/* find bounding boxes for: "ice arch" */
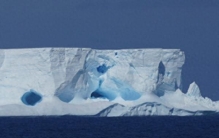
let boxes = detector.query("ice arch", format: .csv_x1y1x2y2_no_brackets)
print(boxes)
21,90,42,106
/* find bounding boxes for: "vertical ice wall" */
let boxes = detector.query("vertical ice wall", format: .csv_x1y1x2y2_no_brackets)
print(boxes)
85,49,163,101
156,49,185,96
0,48,185,105
52,48,91,102
0,48,54,105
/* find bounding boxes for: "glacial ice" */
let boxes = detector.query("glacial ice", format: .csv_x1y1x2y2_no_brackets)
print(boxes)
0,48,218,116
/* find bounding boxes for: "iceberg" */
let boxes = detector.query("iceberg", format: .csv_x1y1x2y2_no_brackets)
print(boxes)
0,48,218,116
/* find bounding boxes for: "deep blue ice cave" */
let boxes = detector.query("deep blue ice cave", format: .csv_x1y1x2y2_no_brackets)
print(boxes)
91,91,105,98
91,89,116,100
21,90,42,106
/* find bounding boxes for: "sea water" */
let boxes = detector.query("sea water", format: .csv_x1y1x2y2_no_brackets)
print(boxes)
0,116,219,138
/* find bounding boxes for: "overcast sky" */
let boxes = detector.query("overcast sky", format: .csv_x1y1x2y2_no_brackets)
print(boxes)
0,0,219,100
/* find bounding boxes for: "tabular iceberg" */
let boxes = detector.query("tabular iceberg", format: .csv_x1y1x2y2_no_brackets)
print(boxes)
0,48,218,116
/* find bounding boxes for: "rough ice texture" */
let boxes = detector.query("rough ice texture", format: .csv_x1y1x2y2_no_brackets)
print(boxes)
0,48,218,116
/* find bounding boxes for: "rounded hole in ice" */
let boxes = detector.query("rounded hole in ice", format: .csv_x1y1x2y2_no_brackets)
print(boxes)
96,64,108,74
21,90,42,106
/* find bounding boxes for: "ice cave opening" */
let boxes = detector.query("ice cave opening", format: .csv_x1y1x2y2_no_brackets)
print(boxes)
90,89,116,101
158,61,165,76
21,90,42,106
90,91,106,99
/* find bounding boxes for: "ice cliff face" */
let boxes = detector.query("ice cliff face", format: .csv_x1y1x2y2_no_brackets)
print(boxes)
54,48,185,102
0,48,217,116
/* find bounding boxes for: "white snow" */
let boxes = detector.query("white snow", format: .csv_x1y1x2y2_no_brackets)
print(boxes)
0,47,217,116
187,82,201,97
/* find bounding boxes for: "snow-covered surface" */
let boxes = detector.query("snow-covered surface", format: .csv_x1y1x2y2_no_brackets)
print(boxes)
0,48,218,116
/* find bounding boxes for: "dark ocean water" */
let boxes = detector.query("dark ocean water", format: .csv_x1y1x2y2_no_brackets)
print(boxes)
0,116,219,138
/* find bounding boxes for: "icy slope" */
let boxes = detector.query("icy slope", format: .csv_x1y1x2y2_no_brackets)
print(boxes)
0,47,217,116
96,102,218,117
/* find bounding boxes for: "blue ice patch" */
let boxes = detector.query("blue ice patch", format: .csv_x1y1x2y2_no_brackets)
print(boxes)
97,64,109,73
91,78,141,101
21,90,42,106
91,87,117,100
111,78,141,100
